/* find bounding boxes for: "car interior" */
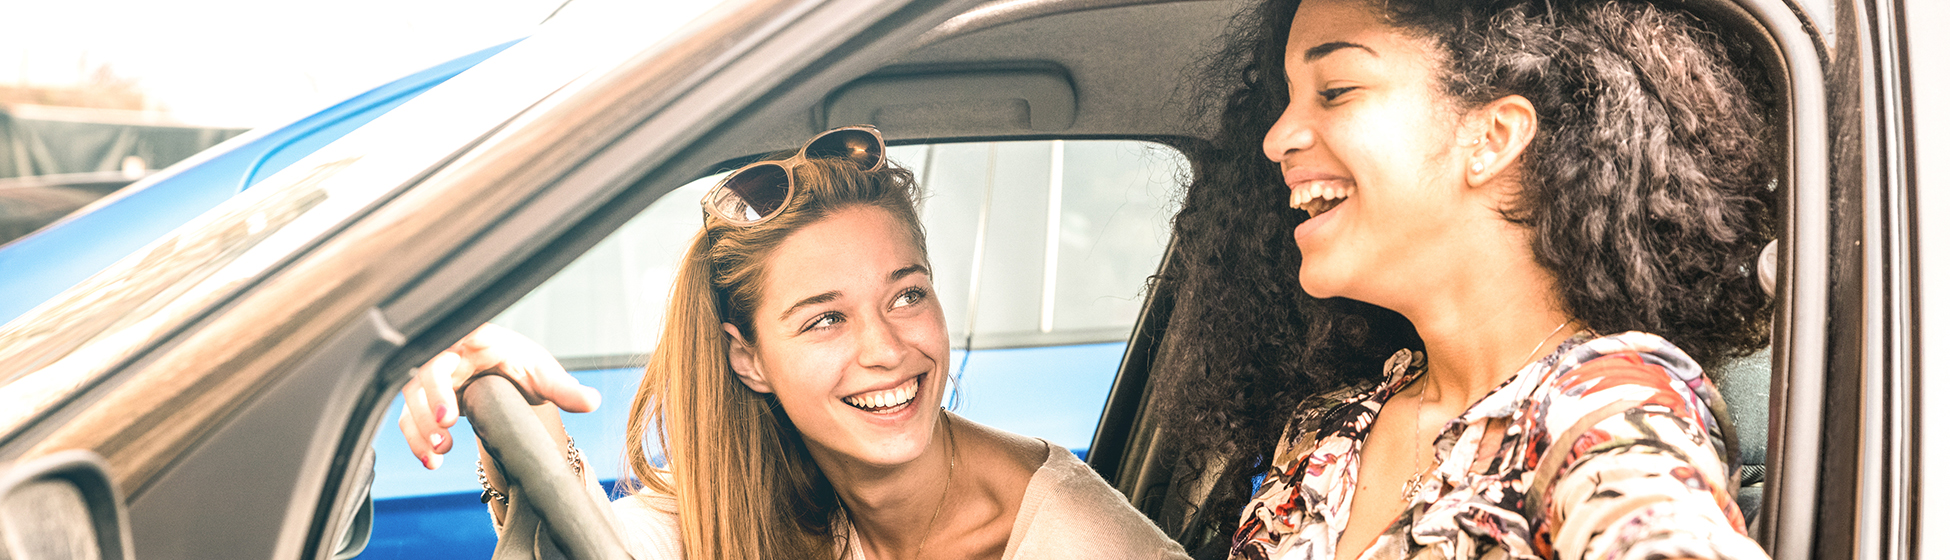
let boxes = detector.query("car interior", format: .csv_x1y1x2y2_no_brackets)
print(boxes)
345,0,1803,558
0,0,1828,559
347,0,1807,557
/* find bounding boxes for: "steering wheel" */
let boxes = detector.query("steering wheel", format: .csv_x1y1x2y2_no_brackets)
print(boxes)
460,374,631,560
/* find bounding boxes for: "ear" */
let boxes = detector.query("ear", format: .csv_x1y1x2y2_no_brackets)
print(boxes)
723,323,773,394
1461,94,1538,189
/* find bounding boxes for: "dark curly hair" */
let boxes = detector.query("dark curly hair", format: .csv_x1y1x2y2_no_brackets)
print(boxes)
1154,0,1778,548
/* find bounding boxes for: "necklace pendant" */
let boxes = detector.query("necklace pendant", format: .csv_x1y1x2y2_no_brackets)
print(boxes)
1400,473,1422,501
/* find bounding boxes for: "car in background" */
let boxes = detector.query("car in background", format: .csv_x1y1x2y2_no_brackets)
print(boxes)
0,0,1939,559
0,38,519,325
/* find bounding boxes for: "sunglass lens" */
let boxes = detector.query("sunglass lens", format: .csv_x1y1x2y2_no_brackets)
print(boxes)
804,129,883,171
722,164,791,221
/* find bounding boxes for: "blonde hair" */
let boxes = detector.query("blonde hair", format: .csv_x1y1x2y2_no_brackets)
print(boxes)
624,157,925,559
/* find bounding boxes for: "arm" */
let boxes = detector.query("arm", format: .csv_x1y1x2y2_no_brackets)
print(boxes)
1538,355,1767,560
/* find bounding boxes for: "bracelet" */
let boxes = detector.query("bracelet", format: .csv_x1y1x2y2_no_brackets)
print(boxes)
478,436,586,505
566,436,585,478
478,462,507,505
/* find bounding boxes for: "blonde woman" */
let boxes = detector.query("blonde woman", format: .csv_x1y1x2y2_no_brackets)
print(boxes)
397,126,1190,560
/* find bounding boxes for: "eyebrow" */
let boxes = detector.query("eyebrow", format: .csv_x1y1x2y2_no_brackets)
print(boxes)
774,264,932,322
779,291,841,322
1303,41,1378,63
888,264,931,283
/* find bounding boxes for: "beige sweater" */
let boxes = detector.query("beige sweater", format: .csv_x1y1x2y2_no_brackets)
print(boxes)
609,441,1191,559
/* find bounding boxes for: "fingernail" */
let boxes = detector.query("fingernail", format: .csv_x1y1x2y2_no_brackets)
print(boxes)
419,454,433,469
434,405,451,424
428,453,444,470
430,432,446,449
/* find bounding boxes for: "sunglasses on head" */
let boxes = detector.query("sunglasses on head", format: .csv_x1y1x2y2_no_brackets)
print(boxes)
701,125,887,226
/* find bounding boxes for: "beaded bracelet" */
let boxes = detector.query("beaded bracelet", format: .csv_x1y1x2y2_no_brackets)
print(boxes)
479,436,584,505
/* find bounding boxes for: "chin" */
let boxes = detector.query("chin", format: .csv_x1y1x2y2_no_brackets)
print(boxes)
849,401,942,466
1296,265,1345,301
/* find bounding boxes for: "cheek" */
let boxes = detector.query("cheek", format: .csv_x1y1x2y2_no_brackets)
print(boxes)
756,346,845,405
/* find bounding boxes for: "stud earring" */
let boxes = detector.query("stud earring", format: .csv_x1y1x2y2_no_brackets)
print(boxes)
1471,162,1485,173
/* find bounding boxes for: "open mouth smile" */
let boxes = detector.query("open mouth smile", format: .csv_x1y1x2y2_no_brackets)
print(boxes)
1289,179,1353,218
842,375,922,414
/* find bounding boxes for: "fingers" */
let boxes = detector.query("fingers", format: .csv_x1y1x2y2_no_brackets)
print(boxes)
405,378,454,455
421,350,463,429
455,324,598,413
401,348,463,471
397,400,444,470
537,365,602,414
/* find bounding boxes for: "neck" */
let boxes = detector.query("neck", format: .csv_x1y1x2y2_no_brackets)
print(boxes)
1388,226,1578,411
809,414,955,557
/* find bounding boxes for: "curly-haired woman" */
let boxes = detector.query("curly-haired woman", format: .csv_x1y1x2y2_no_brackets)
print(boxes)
1156,0,1777,559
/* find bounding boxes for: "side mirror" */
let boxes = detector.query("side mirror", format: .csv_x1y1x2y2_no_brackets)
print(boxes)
0,450,134,560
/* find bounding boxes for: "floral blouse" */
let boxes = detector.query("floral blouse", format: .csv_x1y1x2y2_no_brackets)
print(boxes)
1231,332,1768,560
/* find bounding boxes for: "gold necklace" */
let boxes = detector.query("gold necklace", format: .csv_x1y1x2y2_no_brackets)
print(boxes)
910,411,957,559
1400,320,1573,501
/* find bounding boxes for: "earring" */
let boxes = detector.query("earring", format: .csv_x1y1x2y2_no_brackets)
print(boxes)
1471,162,1485,173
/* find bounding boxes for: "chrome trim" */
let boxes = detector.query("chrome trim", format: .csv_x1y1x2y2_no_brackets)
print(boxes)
1859,0,1918,557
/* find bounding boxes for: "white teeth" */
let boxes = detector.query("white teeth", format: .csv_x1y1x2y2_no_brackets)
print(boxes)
1288,180,1354,216
845,377,920,411
1289,180,1354,209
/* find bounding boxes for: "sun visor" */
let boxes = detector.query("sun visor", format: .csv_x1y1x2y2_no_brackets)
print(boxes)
823,65,1077,134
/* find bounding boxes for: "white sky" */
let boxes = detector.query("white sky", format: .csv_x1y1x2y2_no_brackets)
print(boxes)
1,0,575,127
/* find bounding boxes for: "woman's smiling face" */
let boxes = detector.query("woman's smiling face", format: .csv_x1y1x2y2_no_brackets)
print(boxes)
727,205,951,469
1264,0,1477,305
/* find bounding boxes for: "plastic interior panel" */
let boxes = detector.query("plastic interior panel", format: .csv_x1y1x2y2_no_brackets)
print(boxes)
824,66,1078,131
124,311,403,560
0,450,131,560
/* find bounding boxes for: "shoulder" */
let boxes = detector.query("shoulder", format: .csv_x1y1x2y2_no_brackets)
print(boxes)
1005,443,1191,560
611,490,683,560
952,413,1049,475
1538,332,1719,424
1523,331,1737,489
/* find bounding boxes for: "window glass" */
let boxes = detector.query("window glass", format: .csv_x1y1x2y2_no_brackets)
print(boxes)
492,139,1186,360
363,139,1187,558
1050,141,1182,339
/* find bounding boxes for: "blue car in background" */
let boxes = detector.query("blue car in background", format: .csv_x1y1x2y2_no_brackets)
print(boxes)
0,39,519,326
0,10,1183,559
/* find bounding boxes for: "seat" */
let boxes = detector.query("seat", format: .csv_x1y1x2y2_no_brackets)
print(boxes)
1714,348,1772,527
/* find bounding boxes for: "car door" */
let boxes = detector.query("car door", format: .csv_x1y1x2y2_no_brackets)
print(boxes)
0,0,987,558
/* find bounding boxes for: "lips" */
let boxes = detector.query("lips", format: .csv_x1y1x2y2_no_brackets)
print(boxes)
1281,167,1356,220
1288,179,1353,218
842,375,921,414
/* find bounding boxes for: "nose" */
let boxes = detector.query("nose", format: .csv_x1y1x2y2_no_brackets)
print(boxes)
1262,100,1318,164
854,312,909,369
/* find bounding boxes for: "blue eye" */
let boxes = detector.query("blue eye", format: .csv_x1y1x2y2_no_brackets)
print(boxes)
806,312,844,331
893,288,928,308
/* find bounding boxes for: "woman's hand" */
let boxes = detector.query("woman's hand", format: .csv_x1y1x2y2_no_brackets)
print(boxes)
398,323,600,469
